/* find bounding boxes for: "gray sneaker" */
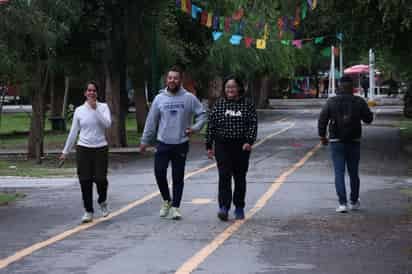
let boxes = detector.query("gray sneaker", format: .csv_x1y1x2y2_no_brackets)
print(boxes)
349,201,360,211
336,204,348,213
99,202,109,217
160,201,171,217
81,212,93,223
166,207,182,220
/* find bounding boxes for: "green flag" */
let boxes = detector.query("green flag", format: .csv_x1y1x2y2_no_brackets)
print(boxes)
315,37,324,44
301,1,308,20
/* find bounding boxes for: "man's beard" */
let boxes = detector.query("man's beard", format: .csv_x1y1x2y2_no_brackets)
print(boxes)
168,84,180,93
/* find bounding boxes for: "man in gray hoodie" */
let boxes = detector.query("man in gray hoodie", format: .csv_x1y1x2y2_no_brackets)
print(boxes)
139,66,207,220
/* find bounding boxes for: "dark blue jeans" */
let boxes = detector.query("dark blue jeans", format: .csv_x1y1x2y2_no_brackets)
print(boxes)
154,142,189,208
330,142,360,205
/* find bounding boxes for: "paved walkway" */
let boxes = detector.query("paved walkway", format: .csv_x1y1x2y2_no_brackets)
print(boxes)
0,107,410,274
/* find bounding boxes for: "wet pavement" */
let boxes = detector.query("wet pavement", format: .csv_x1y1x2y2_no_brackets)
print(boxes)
0,106,411,274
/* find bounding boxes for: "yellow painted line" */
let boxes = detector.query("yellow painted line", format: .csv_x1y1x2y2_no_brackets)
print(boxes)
253,122,294,147
188,199,213,205
0,120,294,270
175,143,322,274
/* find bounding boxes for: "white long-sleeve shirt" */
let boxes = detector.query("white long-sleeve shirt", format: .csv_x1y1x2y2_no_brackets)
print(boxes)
62,101,112,154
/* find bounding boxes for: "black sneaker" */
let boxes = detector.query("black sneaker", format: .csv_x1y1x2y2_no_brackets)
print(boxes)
217,207,229,221
234,208,245,220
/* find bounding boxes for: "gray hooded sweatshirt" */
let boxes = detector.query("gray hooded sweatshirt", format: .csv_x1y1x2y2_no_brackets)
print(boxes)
141,87,207,145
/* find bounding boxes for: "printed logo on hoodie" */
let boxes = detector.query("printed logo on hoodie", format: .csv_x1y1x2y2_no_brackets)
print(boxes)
225,110,242,117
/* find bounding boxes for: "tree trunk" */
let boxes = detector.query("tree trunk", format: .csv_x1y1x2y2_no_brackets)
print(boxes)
62,76,70,118
207,77,223,108
257,75,270,108
27,61,49,163
252,77,261,106
104,2,128,147
133,70,148,133
49,70,56,116
129,11,152,133
104,60,122,147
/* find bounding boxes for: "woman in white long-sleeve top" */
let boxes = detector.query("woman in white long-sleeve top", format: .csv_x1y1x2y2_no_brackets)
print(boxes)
59,81,112,223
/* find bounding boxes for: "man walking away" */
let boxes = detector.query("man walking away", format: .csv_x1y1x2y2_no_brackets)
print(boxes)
361,76,369,98
318,76,373,213
139,66,207,220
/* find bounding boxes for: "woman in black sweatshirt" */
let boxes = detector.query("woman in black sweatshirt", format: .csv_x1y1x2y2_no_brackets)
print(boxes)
206,76,258,221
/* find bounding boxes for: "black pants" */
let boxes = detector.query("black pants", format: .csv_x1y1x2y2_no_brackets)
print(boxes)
215,141,250,210
154,142,189,208
76,145,109,213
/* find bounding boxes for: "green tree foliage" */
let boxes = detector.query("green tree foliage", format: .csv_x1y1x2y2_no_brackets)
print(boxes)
0,0,82,162
303,0,412,78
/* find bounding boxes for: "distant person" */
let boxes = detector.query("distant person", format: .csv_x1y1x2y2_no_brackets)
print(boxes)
318,76,373,213
139,66,207,220
206,76,258,221
60,81,112,223
387,78,398,97
361,76,369,98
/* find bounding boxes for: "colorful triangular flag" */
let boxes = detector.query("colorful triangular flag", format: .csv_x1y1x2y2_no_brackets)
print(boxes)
186,0,192,14
206,12,213,28
238,21,245,34
230,35,243,45
244,37,254,48
263,24,269,40
212,32,223,41
315,37,324,44
213,16,219,30
219,17,225,31
312,0,317,10
181,0,188,13
191,4,202,19
200,11,208,25
256,39,267,49
301,1,308,20
225,17,231,32
292,40,302,48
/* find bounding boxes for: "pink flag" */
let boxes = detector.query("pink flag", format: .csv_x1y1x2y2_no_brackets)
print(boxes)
244,37,254,48
292,40,302,48
200,11,208,25
224,17,231,32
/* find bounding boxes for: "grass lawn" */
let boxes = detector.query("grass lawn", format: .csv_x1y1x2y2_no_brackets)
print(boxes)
399,118,412,250
0,113,50,134
0,192,25,206
0,112,206,150
0,158,77,177
400,118,412,175
400,118,412,136
0,112,143,150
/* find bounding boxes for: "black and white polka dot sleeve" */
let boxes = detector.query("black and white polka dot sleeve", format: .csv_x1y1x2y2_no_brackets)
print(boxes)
246,103,258,145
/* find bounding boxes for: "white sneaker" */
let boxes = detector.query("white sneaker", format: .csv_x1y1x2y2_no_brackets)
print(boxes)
81,212,93,223
336,204,348,213
160,201,171,217
99,202,109,217
349,201,360,211
166,207,182,220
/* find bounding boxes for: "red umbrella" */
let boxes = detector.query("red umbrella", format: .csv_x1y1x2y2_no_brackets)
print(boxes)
344,65,369,74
